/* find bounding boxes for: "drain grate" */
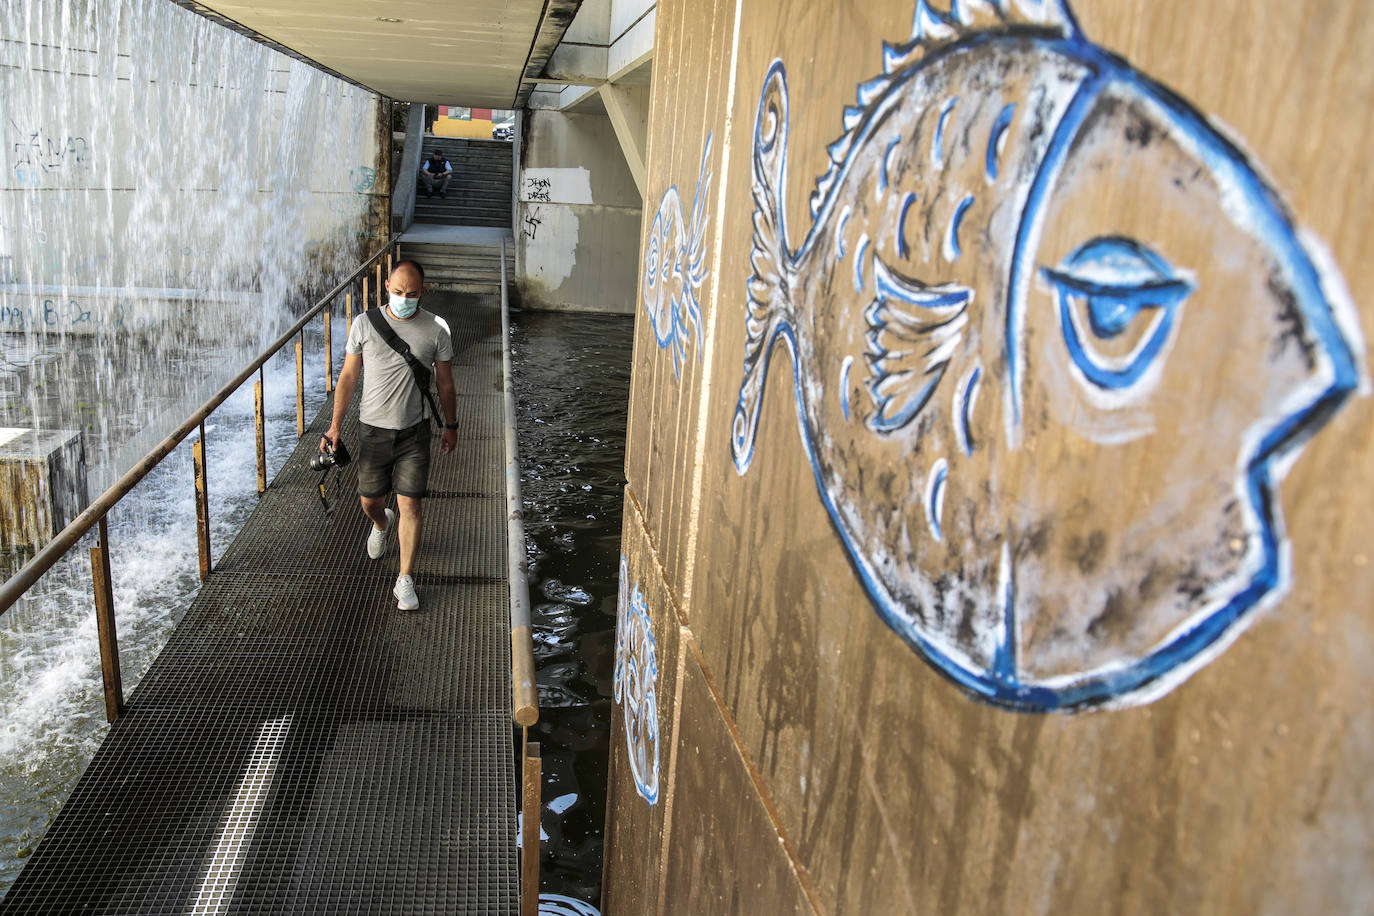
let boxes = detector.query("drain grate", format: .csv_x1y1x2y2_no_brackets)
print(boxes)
0,293,519,914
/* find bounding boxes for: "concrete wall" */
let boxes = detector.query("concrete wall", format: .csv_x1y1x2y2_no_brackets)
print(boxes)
517,109,642,313
607,0,1374,912
0,2,383,336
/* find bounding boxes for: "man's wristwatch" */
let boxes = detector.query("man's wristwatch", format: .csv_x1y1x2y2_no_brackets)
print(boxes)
444,420,458,430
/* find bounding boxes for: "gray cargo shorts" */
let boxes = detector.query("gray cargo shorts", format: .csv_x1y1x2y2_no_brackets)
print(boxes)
357,421,431,499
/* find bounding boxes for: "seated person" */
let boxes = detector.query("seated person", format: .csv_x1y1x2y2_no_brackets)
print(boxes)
420,150,453,198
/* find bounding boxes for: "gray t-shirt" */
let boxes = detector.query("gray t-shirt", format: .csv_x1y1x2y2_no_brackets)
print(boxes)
346,308,454,429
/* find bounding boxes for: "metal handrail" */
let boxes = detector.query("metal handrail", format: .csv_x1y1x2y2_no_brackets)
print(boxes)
0,237,400,617
502,236,539,728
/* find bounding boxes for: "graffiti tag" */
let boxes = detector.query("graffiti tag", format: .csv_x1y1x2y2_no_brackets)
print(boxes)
8,121,91,180
522,207,542,241
524,176,552,203
350,165,377,192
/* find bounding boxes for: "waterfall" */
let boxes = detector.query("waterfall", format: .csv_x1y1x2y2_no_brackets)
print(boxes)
0,0,387,894
1,0,382,488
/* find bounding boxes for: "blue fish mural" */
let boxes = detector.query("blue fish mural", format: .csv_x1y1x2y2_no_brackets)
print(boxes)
614,556,660,803
731,0,1364,710
643,134,713,377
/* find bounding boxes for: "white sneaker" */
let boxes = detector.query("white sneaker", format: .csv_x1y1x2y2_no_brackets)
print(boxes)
367,508,395,560
393,574,419,611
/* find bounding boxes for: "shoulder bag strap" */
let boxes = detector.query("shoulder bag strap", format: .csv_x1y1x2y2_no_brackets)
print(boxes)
365,309,443,424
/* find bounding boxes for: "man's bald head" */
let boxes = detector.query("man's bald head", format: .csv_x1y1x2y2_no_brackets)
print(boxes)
388,259,426,298
391,259,425,285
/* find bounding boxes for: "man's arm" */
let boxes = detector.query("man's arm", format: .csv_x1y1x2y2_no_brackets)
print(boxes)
435,358,457,454
322,351,363,452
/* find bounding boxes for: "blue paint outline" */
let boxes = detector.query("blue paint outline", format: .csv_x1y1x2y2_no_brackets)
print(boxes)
946,194,975,260
897,191,918,259
734,25,1360,710
956,364,982,456
932,97,958,168
881,136,901,192
985,102,1015,181
840,355,854,420
854,234,870,292
926,459,948,542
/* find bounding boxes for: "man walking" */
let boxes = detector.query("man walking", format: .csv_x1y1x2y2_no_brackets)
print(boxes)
321,259,458,610
420,149,453,198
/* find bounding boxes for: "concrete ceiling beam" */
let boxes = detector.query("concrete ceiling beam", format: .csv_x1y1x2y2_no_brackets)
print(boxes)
514,0,586,107
540,43,610,86
598,82,649,198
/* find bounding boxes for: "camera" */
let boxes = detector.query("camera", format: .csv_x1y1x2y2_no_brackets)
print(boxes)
310,438,352,472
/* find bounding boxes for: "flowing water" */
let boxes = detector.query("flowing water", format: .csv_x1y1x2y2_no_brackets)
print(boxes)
511,309,634,912
0,0,383,899
0,341,337,894
1,0,382,487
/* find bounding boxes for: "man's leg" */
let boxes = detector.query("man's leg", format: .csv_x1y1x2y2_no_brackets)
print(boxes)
396,495,423,577
420,172,434,196
439,174,451,197
357,424,397,559
360,495,389,530
390,422,431,609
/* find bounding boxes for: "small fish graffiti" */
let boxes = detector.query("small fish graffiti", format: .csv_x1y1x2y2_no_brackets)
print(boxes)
731,0,1363,710
643,135,713,377
538,894,601,916
613,556,660,802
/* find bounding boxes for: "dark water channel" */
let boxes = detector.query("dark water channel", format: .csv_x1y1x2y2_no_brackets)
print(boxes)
510,308,632,911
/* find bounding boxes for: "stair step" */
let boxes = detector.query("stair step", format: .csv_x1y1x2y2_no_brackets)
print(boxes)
415,207,511,219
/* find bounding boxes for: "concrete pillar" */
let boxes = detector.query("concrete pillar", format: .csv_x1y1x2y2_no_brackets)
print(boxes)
369,96,394,247
392,103,425,234
598,83,649,198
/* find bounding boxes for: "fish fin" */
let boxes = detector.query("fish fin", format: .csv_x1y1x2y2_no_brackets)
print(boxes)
863,257,972,434
809,0,1080,219
686,132,714,352
882,0,1079,76
735,61,796,474
917,0,1080,41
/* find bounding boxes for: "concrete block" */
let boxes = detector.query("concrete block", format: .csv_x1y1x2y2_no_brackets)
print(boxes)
0,427,88,548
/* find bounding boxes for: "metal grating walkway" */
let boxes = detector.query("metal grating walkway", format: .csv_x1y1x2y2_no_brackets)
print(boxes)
1,293,518,914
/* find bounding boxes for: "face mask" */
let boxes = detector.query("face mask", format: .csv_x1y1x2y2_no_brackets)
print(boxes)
389,292,420,319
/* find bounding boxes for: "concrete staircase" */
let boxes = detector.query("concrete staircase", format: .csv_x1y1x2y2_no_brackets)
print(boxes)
400,225,514,295
413,137,513,229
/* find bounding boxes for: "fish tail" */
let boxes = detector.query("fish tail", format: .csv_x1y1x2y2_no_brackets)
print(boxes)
733,60,796,474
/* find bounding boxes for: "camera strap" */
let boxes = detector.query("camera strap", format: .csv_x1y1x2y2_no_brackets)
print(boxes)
366,308,443,426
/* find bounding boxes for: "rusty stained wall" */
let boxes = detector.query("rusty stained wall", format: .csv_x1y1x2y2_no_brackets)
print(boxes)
608,0,1374,913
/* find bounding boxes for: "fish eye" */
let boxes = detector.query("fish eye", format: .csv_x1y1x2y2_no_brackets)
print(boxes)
1042,236,1194,391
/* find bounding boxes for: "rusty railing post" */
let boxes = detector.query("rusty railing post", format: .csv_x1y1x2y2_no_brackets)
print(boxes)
362,275,369,312
374,259,383,310
193,425,210,581
90,514,124,723
521,737,541,916
295,333,306,438
254,368,266,495
324,306,333,394
346,289,354,329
